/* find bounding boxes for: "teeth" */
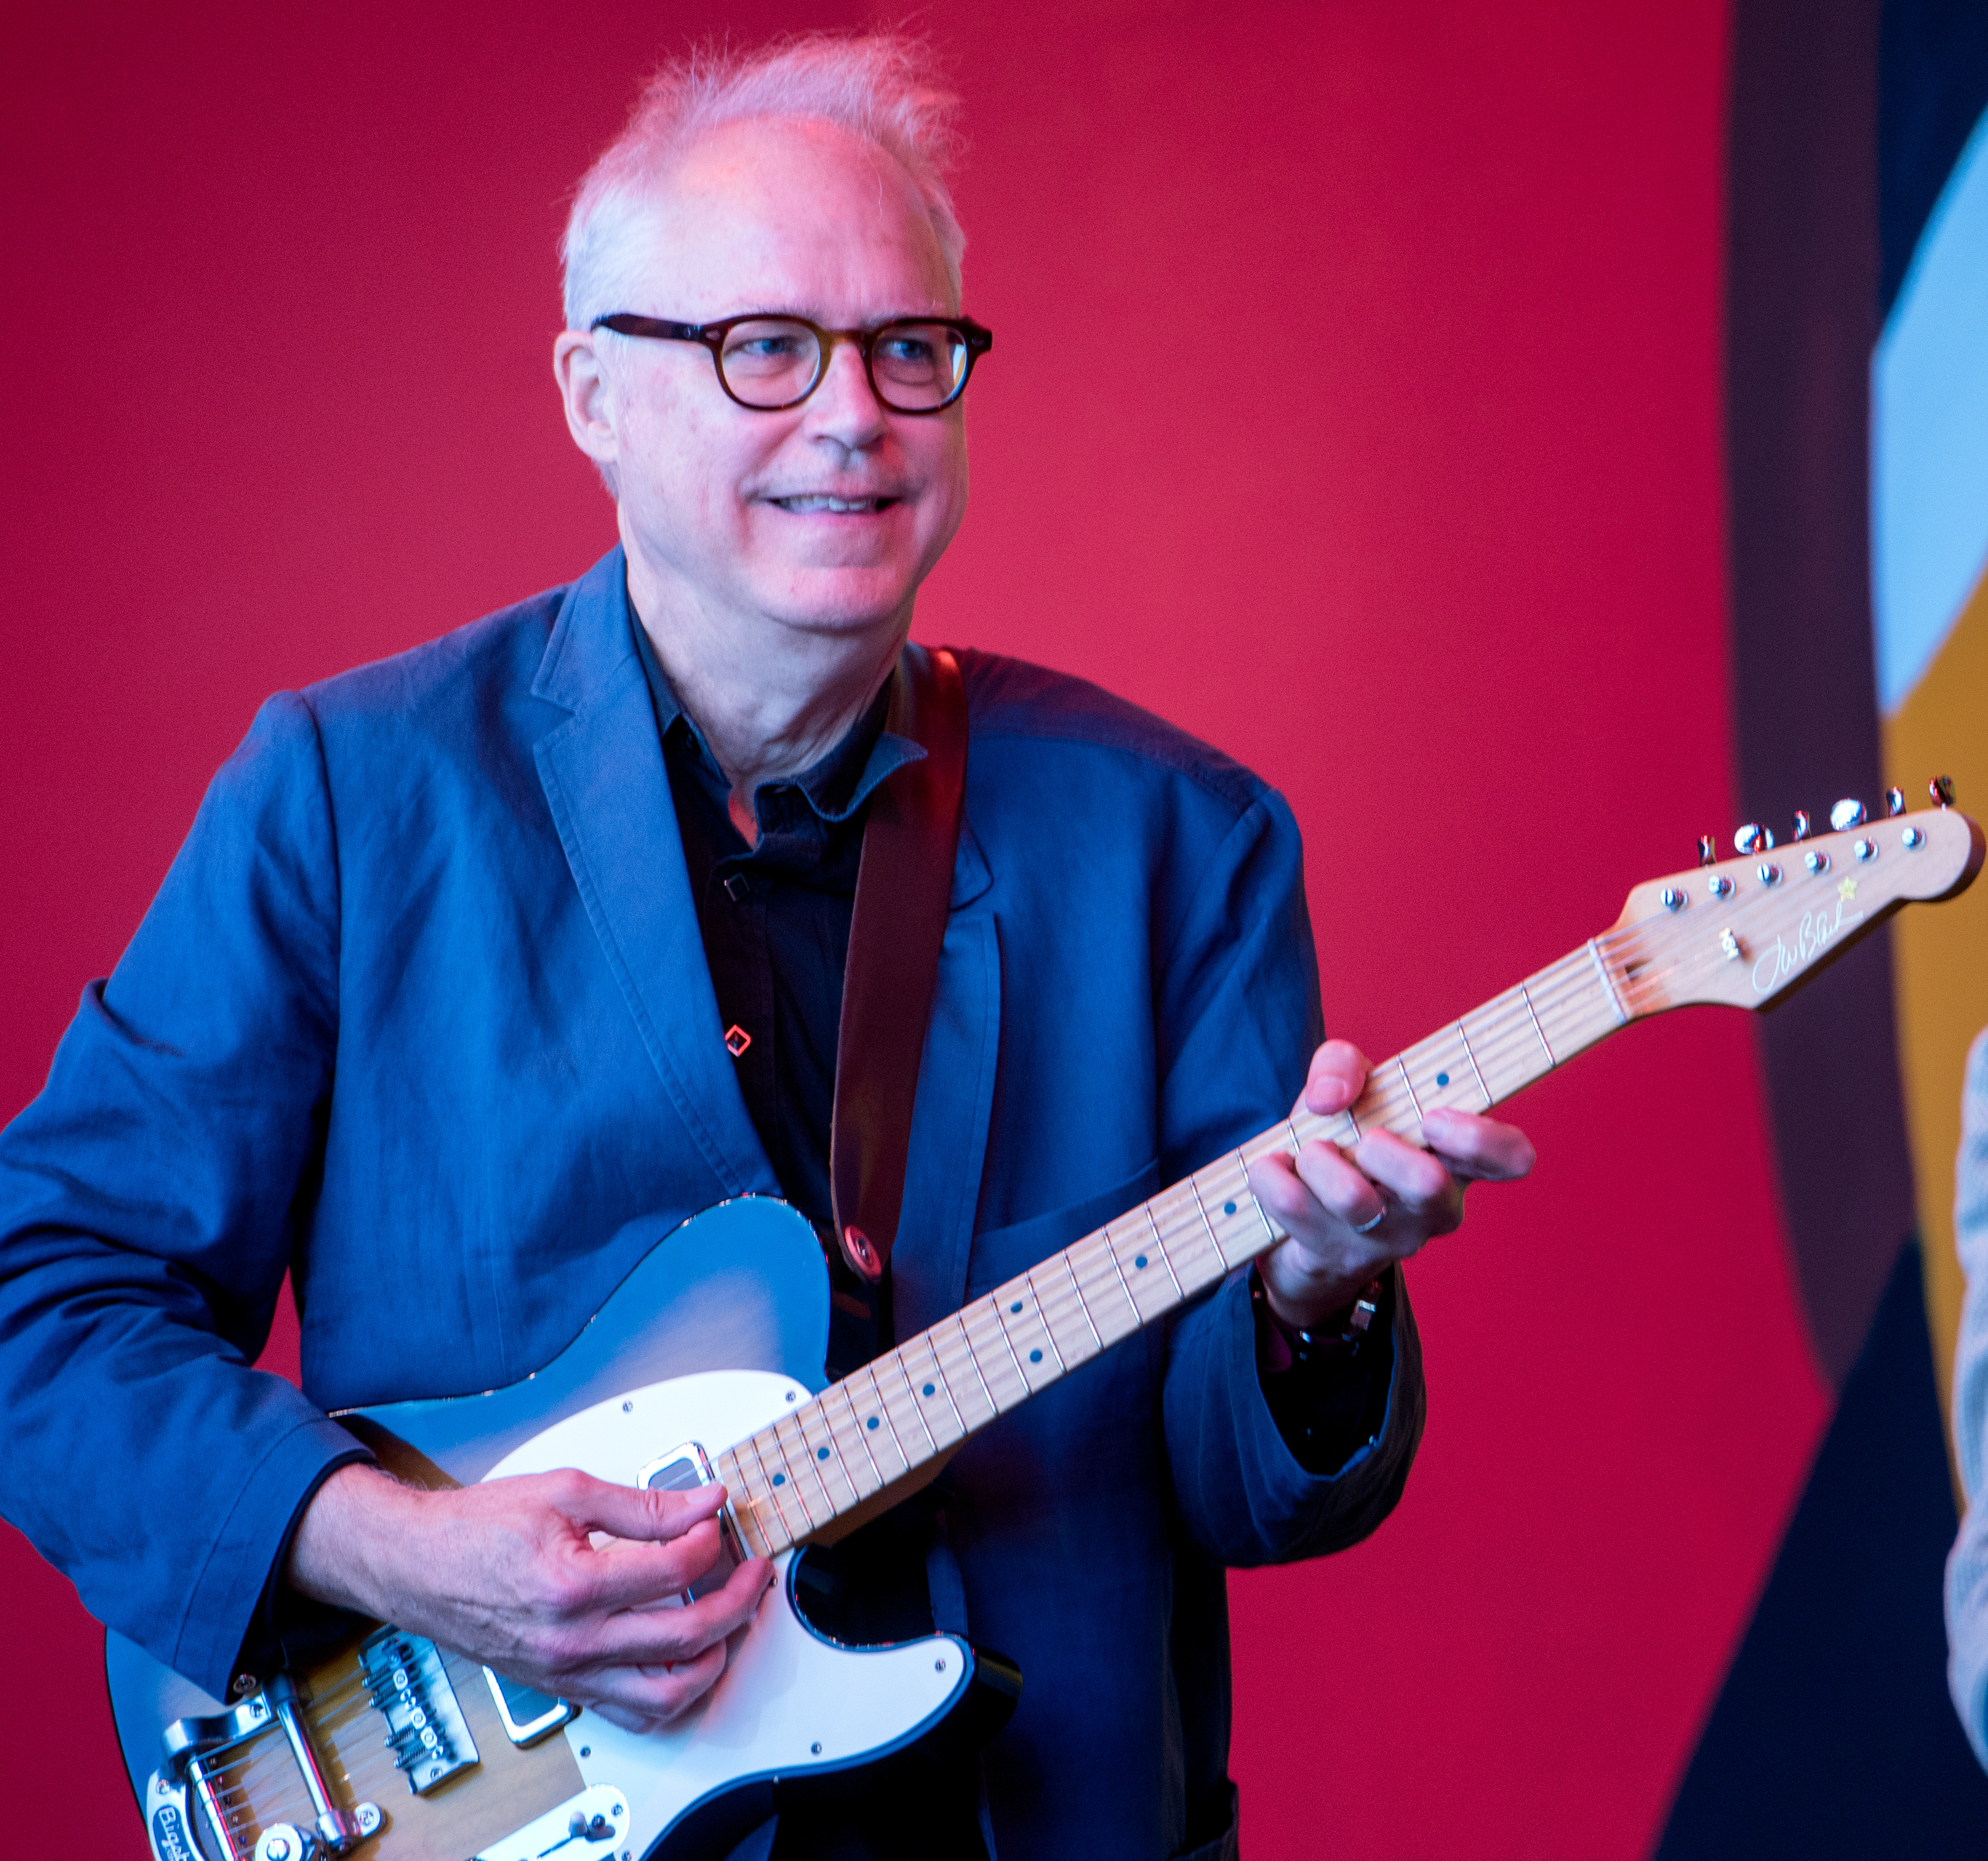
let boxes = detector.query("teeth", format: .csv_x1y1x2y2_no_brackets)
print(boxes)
778,495,883,513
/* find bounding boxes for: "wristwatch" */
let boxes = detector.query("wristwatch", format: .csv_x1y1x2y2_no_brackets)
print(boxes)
1250,1266,1387,1377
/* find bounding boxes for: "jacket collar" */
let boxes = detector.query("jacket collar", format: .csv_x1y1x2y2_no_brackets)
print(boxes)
530,548,993,1233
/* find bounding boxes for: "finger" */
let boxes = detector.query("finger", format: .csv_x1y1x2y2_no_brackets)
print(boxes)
595,1552,774,1667
562,1473,727,1545
573,1636,731,1728
1299,1040,1371,1117
1251,1142,1384,1236
1420,1108,1537,1182
578,1518,730,1613
1346,1130,1463,1226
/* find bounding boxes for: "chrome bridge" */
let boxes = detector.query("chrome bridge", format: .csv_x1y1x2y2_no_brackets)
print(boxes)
144,1629,478,1861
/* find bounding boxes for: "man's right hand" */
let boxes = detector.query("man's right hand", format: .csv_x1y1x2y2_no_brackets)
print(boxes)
286,1462,774,1732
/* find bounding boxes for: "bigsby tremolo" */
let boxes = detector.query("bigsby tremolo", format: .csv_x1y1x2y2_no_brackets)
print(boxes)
148,1673,383,1861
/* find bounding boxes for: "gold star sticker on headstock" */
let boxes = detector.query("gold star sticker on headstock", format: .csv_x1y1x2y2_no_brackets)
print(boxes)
1838,876,1858,901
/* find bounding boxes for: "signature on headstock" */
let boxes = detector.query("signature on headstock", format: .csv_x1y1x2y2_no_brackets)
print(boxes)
1750,882,1866,996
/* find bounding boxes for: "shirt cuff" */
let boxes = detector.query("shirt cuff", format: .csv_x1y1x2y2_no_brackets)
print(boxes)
1251,1266,1398,1477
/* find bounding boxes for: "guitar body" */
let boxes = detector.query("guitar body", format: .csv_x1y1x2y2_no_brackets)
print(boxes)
108,1197,1017,1861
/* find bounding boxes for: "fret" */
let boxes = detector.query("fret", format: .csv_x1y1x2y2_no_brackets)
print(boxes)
906,1335,966,1447
1020,1271,1072,1374
873,1347,942,1458
1159,1192,1226,1286
1517,980,1555,1065
783,1399,863,1519
1395,1054,1424,1123
1099,1226,1143,1324
1068,1235,1139,1346
743,1428,808,1544
1240,1151,1282,1249
980,1298,1043,1404
1185,1172,1234,1274
941,1312,1003,1425
1144,1205,1186,1300
831,1379,888,1491
1474,990,1551,1102
778,1408,847,1519
1586,936,1629,1025
1098,1225,1154,1324
714,1448,772,1558
1455,1016,1492,1107
980,1294,1040,1398
848,1365,911,1479
1058,1253,1105,1357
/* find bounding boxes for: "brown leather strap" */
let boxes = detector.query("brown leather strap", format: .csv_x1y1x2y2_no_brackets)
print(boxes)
830,644,969,1284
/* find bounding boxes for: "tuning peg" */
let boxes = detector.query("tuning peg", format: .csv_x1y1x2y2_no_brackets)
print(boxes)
1698,834,1715,867
1886,786,1906,817
1735,823,1774,854
1791,810,1812,841
1932,775,1955,807
1829,799,1867,831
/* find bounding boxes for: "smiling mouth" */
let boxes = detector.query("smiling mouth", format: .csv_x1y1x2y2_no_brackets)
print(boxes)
769,494,898,514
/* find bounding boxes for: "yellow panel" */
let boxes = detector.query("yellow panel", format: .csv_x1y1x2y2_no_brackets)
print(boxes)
1884,559,1988,1485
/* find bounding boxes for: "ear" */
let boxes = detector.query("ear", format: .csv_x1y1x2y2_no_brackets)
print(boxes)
554,327,621,485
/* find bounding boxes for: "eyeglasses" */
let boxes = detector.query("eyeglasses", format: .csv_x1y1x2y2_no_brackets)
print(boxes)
591,312,993,414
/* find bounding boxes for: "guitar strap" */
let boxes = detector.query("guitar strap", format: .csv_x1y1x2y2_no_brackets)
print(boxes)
828,642,968,1309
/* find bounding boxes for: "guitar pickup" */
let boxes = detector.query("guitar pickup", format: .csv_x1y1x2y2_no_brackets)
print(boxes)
479,1667,577,1747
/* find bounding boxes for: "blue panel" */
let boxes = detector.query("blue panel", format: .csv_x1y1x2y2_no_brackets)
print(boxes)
1880,0,1988,317
1873,104,1988,712
1655,1243,1988,1856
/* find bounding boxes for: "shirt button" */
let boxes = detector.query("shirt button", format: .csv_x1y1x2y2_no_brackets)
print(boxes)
723,873,750,903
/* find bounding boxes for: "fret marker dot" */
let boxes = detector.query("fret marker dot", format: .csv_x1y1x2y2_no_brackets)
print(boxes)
866,1416,879,1430
1134,1255,1148,1269
1436,1071,1450,1087
816,1447,830,1461
1029,1349,1043,1363
1010,1301,1022,1314
922,1382,935,1397
1222,1201,1236,1216
771,1473,785,1486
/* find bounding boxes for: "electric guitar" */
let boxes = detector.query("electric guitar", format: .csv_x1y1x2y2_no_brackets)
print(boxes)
111,793,1984,1861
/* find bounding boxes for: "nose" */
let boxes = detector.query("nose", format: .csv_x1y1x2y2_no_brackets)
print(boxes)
800,334,889,452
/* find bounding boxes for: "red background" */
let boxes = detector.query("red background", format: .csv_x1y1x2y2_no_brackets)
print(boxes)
0,3,1828,1855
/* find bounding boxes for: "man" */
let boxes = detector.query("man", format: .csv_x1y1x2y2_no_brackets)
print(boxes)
0,35,1532,1859
1948,1025,1988,1769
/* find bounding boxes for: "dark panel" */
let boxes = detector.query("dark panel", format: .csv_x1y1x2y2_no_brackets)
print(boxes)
1726,0,1917,1387
1880,0,1988,316
1655,1242,1988,1856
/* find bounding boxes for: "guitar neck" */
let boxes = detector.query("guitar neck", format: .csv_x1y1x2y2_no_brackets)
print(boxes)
716,936,1630,1558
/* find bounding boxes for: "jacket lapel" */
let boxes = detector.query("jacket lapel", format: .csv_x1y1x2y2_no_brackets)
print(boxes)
892,811,1001,1340
531,550,776,1203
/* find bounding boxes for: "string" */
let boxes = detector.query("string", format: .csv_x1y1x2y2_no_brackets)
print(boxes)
729,838,1921,1553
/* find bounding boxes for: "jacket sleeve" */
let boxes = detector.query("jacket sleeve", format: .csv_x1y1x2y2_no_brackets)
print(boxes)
0,693,371,1698
1151,790,1427,1566
1947,1027,1988,1769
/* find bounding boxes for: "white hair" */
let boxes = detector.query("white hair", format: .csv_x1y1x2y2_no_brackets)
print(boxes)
561,33,967,333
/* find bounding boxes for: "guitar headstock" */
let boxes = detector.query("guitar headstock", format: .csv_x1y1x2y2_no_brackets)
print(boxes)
1607,799,1983,1015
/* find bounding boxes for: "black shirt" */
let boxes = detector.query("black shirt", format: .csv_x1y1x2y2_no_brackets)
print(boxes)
627,610,1393,1478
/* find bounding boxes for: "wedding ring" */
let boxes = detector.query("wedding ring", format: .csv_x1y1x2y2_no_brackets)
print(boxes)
1353,1208,1386,1235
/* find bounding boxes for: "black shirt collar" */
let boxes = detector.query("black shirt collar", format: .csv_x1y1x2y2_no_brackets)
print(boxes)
627,601,924,845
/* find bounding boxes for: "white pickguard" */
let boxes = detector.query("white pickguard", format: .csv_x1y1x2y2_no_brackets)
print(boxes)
484,1369,969,1853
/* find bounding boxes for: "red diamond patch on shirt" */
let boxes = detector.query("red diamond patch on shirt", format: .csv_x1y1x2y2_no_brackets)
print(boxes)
723,1024,752,1058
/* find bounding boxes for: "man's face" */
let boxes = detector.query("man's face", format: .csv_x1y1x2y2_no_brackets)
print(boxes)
578,117,970,645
